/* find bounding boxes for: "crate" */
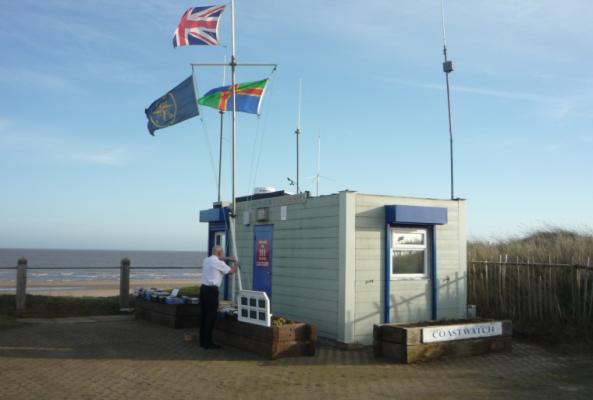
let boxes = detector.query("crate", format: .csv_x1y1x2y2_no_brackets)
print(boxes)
134,297,201,329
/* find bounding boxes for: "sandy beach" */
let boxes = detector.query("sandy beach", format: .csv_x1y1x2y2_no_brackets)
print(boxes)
0,279,199,297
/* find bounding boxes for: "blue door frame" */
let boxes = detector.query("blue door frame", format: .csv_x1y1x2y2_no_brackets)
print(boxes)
384,224,437,323
253,224,273,299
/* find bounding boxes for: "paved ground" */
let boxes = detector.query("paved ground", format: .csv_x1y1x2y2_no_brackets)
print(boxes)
1,316,592,400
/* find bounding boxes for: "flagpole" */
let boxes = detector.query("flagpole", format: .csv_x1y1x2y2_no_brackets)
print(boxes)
229,0,243,301
231,0,237,215
217,110,224,202
217,55,228,204
441,0,455,200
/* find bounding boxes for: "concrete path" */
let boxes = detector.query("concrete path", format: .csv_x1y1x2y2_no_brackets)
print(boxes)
1,317,592,399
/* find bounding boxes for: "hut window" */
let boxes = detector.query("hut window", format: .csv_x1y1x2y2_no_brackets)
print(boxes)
390,227,428,277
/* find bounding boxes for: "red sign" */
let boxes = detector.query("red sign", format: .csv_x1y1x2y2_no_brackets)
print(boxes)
255,239,270,267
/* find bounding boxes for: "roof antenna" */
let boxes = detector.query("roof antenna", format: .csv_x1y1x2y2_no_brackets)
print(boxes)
305,132,334,196
315,134,320,196
294,79,302,194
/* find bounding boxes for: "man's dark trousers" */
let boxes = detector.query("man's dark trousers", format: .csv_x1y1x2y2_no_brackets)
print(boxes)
199,285,219,348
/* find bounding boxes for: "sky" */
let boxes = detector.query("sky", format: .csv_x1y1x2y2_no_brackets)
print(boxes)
1,0,592,251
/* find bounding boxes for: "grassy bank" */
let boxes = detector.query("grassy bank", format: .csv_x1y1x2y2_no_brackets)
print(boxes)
0,286,200,320
0,294,130,319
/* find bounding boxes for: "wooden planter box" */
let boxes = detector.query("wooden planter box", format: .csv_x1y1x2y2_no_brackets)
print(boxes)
374,319,512,364
213,314,317,359
134,297,201,329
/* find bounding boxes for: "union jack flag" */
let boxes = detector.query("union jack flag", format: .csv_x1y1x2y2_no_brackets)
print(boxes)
173,5,226,47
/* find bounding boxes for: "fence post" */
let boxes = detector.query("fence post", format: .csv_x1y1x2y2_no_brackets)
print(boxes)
16,258,28,316
120,258,130,310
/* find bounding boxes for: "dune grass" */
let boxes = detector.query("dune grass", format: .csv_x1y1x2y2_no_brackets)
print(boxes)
468,227,593,342
468,227,593,265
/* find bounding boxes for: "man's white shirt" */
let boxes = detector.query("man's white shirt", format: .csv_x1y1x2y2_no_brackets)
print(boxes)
201,255,231,287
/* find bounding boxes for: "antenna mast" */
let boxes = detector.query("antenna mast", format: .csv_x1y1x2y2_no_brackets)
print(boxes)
315,135,320,196
441,0,455,200
295,79,302,194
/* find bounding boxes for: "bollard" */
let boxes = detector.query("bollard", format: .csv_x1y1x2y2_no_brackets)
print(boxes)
119,258,130,310
16,258,28,316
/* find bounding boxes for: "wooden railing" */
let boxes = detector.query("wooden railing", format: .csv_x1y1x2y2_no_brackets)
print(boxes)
0,258,198,316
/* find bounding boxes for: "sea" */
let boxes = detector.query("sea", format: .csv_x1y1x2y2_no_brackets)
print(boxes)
0,248,207,288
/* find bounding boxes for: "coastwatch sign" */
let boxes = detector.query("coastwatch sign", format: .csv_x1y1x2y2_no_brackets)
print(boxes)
422,322,503,343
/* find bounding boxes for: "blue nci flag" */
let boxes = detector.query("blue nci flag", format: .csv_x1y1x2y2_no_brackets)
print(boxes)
145,76,199,136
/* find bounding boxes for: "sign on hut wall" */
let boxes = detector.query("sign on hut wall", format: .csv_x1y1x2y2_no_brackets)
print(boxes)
422,321,503,343
255,239,270,267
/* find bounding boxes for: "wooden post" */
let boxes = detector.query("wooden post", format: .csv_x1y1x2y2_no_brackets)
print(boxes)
120,258,130,310
16,257,27,316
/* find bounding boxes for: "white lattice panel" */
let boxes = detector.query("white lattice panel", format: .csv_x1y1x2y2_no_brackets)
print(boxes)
238,290,271,327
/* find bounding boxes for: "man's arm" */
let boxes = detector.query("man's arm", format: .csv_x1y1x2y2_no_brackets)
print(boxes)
227,258,239,275
215,257,239,275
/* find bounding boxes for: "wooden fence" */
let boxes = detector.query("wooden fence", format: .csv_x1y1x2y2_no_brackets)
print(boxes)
468,261,593,334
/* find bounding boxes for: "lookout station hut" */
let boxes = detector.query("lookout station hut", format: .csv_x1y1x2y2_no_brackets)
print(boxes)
199,190,467,346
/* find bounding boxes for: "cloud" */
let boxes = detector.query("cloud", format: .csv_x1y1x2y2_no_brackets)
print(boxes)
578,134,593,143
0,132,55,149
0,67,79,93
379,77,593,121
0,118,11,132
68,148,127,166
381,77,553,103
80,60,153,85
0,127,127,167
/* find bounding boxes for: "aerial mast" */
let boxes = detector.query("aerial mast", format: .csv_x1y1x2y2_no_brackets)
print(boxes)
441,0,455,200
315,135,320,196
295,79,302,194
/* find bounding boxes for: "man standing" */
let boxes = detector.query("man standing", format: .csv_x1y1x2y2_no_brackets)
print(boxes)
199,245,238,349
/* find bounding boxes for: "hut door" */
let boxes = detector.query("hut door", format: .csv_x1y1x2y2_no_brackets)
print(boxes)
253,225,273,299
